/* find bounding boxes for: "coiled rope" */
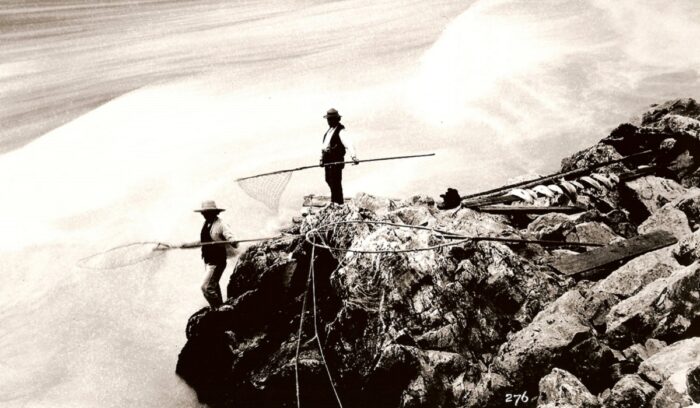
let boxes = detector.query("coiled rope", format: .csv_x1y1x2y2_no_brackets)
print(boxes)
293,218,602,407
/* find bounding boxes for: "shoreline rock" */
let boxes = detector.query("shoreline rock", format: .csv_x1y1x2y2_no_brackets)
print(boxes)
176,98,700,407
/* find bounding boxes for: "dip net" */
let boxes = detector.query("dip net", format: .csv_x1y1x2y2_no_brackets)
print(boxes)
77,242,172,270
236,171,293,211
235,154,436,211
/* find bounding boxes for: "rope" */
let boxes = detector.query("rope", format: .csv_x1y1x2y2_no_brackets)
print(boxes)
294,261,312,408
304,220,603,254
311,242,344,407
295,239,344,408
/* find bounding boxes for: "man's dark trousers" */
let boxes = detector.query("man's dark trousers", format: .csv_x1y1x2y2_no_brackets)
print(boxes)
325,165,344,204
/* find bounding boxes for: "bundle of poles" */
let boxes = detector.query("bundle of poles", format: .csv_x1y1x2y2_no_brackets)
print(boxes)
460,149,654,208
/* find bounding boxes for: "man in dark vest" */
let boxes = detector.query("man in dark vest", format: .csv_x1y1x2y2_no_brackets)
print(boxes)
319,108,358,204
183,200,237,308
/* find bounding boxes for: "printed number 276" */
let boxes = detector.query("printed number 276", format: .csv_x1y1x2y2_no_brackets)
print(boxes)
505,391,529,406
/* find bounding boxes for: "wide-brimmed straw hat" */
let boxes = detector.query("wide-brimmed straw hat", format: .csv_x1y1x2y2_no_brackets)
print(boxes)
323,108,341,118
194,200,225,213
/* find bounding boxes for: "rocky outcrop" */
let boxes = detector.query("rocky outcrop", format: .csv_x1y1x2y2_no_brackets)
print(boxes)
176,99,700,407
603,374,657,408
537,368,599,408
640,337,700,407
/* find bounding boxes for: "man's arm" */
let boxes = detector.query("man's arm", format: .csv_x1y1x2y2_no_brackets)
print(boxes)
214,220,238,248
339,131,358,163
176,241,200,249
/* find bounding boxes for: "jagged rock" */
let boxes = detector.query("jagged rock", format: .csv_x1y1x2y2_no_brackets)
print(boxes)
176,98,700,408
410,195,436,207
606,263,700,348
468,290,614,407
639,338,700,407
564,221,621,245
639,338,700,386
537,368,599,408
674,229,700,265
651,381,694,407
593,247,679,299
527,212,578,240
439,207,513,237
688,365,700,402
561,143,625,172
676,191,700,230
649,114,700,138
602,123,666,157
389,205,437,226
642,98,700,126
622,339,668,366
621,176,688,223
364,345,468,408
353,192,400,214
602,374,657,408
578,208,638,239
638,205,692,240
582,290,620,331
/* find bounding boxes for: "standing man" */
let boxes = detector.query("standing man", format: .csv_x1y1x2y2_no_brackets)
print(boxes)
184,200,238,308
320,108,358,204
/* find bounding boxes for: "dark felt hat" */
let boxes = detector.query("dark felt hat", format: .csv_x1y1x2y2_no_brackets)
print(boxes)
323,108,341,118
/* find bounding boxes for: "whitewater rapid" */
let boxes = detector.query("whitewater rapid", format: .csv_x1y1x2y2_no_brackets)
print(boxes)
1,0,699,407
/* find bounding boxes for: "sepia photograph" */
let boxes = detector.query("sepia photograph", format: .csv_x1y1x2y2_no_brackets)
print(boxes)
1,1,700,407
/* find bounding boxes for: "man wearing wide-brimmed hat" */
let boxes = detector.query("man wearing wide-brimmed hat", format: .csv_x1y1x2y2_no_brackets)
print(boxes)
184,200,237,308
320,108,358,204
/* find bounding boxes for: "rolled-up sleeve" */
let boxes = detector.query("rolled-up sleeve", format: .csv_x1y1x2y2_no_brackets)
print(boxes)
339,131,357,159
212,220,235,242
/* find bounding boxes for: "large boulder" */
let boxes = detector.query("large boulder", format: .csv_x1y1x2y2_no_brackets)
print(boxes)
641,98,700,128
602,374,657,408
639,338,700,407
639,337,700,385
674,229,700,266
560,143,625,172
676,191,700,230
363,345,469,408
564,221,621,245
467,291,613,407
638,205,692,240
537,368,599,408
527,213,578,241
606,263,700,348
593,247,680,299
620,176,688,224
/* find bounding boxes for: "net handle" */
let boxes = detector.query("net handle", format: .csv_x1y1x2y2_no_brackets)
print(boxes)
235,153,435,181
174,235,298,249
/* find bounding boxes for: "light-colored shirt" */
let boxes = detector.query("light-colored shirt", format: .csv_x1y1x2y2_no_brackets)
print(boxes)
322,127,357,159
209,218,235,242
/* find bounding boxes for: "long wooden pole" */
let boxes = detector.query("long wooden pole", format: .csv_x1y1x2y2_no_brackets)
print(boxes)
235,153,435,181
437,234,604,247
173,236,294,249
460,149,653,201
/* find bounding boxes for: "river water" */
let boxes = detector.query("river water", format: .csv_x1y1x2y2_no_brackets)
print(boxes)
1,1,699,406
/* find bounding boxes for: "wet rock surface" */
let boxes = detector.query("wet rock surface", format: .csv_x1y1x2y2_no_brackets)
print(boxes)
176,99,700,407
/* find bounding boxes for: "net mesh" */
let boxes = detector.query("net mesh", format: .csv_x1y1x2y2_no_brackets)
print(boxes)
237,171,293,211
77,242,171,270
